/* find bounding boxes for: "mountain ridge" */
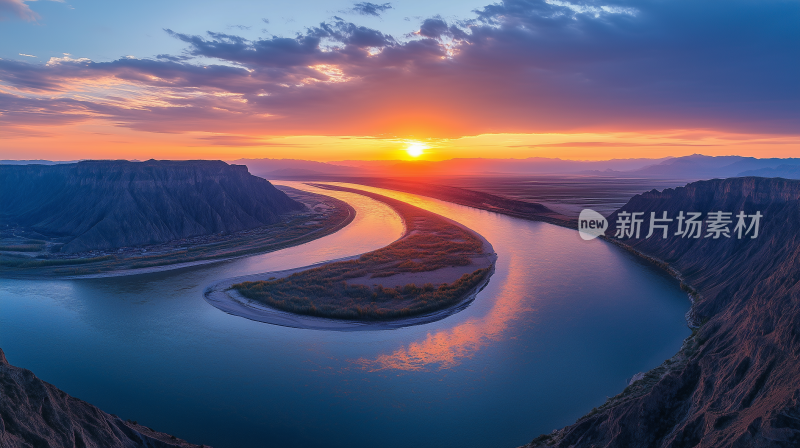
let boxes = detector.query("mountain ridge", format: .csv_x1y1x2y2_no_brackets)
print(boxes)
233,155,800,179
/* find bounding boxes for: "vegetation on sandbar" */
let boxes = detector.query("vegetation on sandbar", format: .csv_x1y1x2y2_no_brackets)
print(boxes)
234,185,493,320
236,267,491,320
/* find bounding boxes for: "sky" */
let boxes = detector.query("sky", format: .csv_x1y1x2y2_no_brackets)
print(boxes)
0,0,798,161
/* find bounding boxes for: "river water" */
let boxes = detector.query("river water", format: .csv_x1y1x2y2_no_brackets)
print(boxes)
0,182,690,448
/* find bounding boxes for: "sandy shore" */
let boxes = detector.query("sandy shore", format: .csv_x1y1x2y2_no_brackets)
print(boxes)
204,184,497,331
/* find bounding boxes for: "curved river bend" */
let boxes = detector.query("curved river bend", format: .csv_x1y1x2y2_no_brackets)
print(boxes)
0,182,690,448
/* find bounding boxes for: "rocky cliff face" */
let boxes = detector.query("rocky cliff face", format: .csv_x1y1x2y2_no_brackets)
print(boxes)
531,177,800,447
0,348,207,448
0,160,304,253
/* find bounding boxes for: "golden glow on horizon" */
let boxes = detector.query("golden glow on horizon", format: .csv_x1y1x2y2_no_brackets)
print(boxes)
2,120,800,162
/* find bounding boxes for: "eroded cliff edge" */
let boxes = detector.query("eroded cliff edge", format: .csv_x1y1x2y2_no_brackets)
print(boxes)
528,177,800,447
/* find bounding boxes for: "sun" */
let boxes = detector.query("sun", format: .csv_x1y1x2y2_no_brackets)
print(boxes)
405,142,427,158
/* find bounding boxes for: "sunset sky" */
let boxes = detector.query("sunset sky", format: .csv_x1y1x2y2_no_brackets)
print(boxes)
1,0,798,161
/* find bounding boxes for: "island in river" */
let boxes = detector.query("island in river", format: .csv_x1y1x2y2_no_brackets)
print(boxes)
205,184,497,329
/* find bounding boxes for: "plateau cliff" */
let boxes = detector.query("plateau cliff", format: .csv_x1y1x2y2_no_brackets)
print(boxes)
0,160,303,253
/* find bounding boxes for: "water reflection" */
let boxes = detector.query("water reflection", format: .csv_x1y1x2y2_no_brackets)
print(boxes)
357,256,534,371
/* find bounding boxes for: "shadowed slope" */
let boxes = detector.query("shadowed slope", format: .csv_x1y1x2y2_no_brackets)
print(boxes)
529,177,800,448
0,160,303,253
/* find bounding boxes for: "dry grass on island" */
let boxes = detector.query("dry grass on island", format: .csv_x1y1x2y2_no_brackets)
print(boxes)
233,184,495,320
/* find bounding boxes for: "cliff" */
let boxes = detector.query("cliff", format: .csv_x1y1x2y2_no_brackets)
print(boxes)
530,177,800,447
0,348,206,447
0,160,304,253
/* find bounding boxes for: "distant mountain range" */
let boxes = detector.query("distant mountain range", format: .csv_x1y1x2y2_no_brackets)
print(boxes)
11,155,800,180
235,157,670,178
233,155,800,180
623,155,800,179
229,158,360,177
739,165,800,178
536,177,800,447
0,160,303,253
0,160,79,165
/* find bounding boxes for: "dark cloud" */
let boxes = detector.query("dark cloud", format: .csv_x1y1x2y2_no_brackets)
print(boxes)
418,18,448,39
0,92,96,126
155,54,192,62
319,19,396,48
348,2,392,17
0,59,65,90
0,0,798,138
415,17,469,41
165,28,326,69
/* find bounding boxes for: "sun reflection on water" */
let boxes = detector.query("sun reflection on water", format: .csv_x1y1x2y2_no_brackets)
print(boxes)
356,268,533,371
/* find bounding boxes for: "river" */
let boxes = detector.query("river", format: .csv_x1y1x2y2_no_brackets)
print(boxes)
0,182,690,448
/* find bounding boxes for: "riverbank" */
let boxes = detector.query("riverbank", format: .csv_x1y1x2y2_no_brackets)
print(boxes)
0,187,355,279
205,184,497,330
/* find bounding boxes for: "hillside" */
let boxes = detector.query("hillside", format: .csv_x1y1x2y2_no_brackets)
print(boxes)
530,177,800,447
0,160,304,253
